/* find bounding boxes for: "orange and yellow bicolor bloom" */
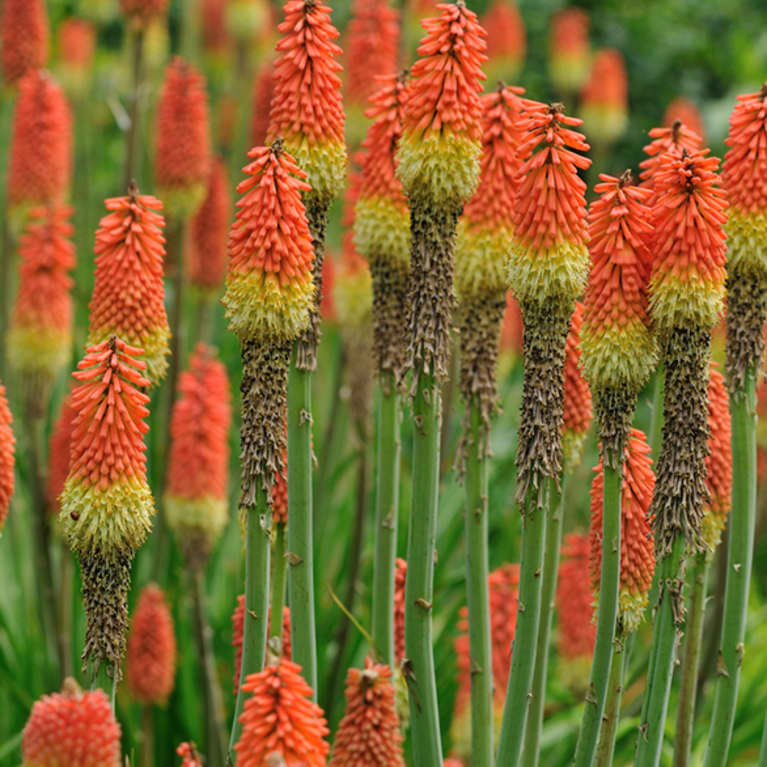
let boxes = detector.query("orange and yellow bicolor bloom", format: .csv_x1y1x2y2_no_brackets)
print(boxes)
155,57,211,219
481,0,525,86
721,86,767,282
22,679,121,767
589,428,656,632
59,337,155,559
509,101,591,307
397,1,487,208
455,84,524,304
57,18,96,97
1,0,48,85
224,143,315,343
267,0,346,203
701,364,732,550
8,205,74,381
0,383,15,533
165,344,232,552
579,49,628,145
330,658,405,767
639,122,703,192
663,98,706,144
88,190,170,387
648,148,727,336
548,8,590,95
354,73,410,271
581,173,657,395
563,302,592,471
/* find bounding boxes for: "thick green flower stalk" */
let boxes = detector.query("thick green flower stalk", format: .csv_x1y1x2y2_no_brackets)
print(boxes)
575,171,657,766
396,3,486,764
222,141,316,755
705,83,767,767
636,146,727,767
498,100,590,766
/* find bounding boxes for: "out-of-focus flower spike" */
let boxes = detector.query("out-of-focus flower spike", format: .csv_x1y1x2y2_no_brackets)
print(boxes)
177,742,204,767
0,383,15,533
580,49,628,146
47,393,75,516
481,0,526,86
57,18,95,97
250,60,275,148
1,0,48,85
562,302,592,472
201,0,230,55
120,0,169,28
548,8,590,95
664,98,706,144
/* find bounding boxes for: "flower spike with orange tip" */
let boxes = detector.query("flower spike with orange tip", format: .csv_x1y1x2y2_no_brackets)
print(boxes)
481,0,525,86
7,70,72,220
664,98,706,144
234,654,330,767
549,7,590,96
126,583,177,704
0,383,15,533
165,344,232,567
329,658,405,767
177,742,204,767
267,0,346,205
589,429,656,633
639,120,703,192
60,336,155,676
580,49,628,146
155,57,212,220
21,678,121,767
1,0,48,85
120,0,169,28
88,184,170,387
563,302,592,472
47,393,75,516
57,18,96,97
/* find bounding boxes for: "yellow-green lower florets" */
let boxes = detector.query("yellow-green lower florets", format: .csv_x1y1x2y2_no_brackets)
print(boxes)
455,222,514,303
283,136,347,205
725,208,767,280
354,195,410,271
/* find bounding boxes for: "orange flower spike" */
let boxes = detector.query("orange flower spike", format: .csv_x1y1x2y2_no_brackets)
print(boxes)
155,58,212,219
47,393,76,515
397,1,487,207
57,18,96,96
60,337,154,559
701,365,732,550
329,658,405,767
8,205,75,382
481,0,526,85
589,429,656,632
250,60,276,148
165,344,232,561
89,187,170,387
649,148,727,337
393,557,407,664
7,70,72,214
22,679,121,767
509,101,591,307
549,8,590,94
126,584,177,704
223,142,315,344
580,49,628,145
581,172,658,397
455,84,525,303
639,121,703,192
235,658,330,767
201,0,230,54
188,158,232,294
1,0,48,85
562,302,592,471
0,384,15,532
177,742,204,767
267,0,347,202
664,98,706,144
120,0,169,27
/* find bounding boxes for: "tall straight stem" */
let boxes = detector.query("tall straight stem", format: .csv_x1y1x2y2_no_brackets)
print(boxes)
635,536,686,767
227,490,271,759
595,630,627,767
704,368,757,766
269,522,288,642
405,369,443,766
123,28,145,188
371,374,401,669
759,707,767,767
287,356,317,695
463,399,494,767
496,481,548,765
522,477,566,767
673,551,708,767
142,704,154,767
574,462,622,767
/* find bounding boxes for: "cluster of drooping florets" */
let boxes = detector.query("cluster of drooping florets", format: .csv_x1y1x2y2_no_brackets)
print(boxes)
639,120,703,192
1,0,48,85
0,384,15,533
480,0,526,85
562,302,592,472
580,49,628,145
177,742,204,767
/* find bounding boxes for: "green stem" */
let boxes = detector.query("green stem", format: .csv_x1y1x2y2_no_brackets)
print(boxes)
635,536,686,767
123,27,145,188
521,476,567,767
0,210,12,382
405,369,443,766
269,522,287,643
287,355,317,695
496,481,548,766
574,462,622,767
463,399,494,767
142,704,154,767
227,488,271,759
759,707,767,767
704,368,757,766
673,551,709,767
371,374,401,669
595,629,627,767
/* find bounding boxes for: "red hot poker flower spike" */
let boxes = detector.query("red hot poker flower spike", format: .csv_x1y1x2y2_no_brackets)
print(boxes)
235,657,330,766
89,187,170,387
126,583,177,704
267,0,347,202
1,0,49,85
329,658,405,766
589,428,656,632
177,742,204,767
155,57,212,219
562,301,592,472
664,99,706,144
250,60,276,148
47,393,76,515
57,18,96,96
549,8,590,94
580,48,628,145
22,678,121,767
120,0,169,27
481,0,526,85
393,557,407,664
0,384,15,532
639,121,703,192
